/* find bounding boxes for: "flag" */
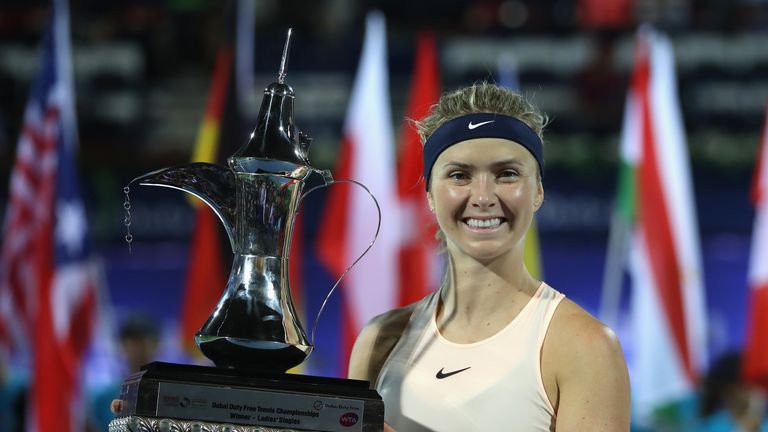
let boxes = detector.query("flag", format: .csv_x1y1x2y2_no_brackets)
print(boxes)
179,49,233,355
179,1,254,358
396,31,440,306
496,52,543,280
0,0,98,430
613,28,707,422
316,11,399,375
743,105,768,389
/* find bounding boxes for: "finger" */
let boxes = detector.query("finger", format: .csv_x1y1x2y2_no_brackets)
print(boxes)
110,399,123,414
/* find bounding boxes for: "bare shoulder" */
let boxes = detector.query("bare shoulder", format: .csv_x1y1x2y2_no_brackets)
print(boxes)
348,303,418,384
544,298,631,430
547,299,624,360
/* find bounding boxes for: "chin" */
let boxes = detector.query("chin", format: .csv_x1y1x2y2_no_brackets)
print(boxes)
456,244,513,263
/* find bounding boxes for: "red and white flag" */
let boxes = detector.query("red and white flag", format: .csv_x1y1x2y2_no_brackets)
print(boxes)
0,0,98,430
316,11,399,374
743,105,768,389
618,28,707,421
396,31,441,306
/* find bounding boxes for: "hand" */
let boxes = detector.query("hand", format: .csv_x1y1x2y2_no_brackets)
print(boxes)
384,422,396,432
111,399,123,414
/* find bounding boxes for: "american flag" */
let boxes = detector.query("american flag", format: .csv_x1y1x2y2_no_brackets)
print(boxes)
0,0,98,430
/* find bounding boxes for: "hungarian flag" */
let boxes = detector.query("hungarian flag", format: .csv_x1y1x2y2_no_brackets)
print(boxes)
316,11,399,375
396,31,441,306
0,0,99,430
743,105,768,389
179,49,234,355
614,28,707,421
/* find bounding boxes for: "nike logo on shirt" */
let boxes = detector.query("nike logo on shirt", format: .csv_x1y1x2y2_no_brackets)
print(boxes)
436,366,471,379
467,120,494,129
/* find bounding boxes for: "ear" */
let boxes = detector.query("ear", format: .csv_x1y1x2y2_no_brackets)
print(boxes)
533,182,544,212
427,192,435,213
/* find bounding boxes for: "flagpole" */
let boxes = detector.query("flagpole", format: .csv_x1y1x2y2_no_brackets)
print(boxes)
599,209,629,329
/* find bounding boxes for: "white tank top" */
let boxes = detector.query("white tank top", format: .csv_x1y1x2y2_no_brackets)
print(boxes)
375,282,564,432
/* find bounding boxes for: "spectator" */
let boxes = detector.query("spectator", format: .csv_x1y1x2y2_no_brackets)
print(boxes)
87,313,160,431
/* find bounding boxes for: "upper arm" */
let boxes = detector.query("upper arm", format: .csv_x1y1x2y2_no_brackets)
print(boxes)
348,320,382,382
348,305,416,385
549,311,631,432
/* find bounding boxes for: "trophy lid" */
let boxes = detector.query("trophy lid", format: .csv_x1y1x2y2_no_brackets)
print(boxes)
231,28,311,167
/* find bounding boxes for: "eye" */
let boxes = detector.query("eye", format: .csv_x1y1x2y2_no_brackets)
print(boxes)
498,169,520,180
448,171,470,182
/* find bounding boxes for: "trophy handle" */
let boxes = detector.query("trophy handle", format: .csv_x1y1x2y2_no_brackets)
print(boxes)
297,175,382,347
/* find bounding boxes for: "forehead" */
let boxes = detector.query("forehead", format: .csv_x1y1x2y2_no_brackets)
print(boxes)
434,137,537,166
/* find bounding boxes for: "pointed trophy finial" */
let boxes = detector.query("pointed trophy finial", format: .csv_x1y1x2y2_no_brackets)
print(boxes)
278,28,292,84
231,27,310,166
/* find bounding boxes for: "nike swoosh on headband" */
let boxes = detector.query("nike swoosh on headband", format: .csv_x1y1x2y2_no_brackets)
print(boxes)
423,113,545,190
467,120,494,129
435,366,472,379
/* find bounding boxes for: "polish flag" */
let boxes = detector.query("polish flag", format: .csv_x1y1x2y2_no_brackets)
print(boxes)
316,11,399,374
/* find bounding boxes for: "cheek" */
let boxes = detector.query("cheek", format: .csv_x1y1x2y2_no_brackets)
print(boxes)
428,192,458,233
499,185,538,213
431,187,466,216
512,187,532,205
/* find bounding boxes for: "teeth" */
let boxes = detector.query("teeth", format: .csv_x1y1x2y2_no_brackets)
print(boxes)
465,218,502,228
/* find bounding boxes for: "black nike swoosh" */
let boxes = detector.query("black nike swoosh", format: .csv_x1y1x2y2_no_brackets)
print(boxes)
436,366,471,379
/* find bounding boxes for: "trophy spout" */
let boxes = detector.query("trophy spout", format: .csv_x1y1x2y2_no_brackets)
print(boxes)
133,163,237,251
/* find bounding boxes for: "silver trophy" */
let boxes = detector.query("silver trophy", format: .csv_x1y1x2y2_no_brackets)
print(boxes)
111,30,384,432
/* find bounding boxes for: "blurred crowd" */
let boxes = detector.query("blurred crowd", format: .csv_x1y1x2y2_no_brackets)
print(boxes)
0,1,766,203
0,313,161,431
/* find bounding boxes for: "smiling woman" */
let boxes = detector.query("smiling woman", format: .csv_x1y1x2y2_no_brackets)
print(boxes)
429,137,543,264
348,82,631,432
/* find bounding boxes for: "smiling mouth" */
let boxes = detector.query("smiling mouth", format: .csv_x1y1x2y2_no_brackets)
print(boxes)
462,217,506,229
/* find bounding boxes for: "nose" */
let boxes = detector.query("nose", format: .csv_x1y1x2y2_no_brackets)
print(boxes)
470,175,497,209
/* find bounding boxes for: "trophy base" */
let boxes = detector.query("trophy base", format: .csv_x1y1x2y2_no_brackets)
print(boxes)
109,415,300,432
110,361,384,432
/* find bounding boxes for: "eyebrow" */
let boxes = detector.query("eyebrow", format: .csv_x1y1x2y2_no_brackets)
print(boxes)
441,159,526,169
491,159,526,169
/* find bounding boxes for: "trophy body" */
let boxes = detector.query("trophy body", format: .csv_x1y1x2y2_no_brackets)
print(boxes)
110,31,385,432
194,166,314,372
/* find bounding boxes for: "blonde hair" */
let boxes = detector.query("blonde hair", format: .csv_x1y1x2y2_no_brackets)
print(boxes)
415,82,547,147
416,82,548,247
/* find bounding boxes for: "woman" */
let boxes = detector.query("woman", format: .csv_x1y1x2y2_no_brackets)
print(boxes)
348,82,631,431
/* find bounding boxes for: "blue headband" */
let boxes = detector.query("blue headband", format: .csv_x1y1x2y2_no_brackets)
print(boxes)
422,113,544,190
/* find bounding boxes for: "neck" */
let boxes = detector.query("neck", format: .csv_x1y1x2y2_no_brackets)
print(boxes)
438,249,540,326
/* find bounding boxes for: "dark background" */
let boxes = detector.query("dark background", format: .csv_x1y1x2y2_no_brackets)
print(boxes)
0,0,766,382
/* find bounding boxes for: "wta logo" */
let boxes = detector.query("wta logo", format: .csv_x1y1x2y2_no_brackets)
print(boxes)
339,412,359,427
